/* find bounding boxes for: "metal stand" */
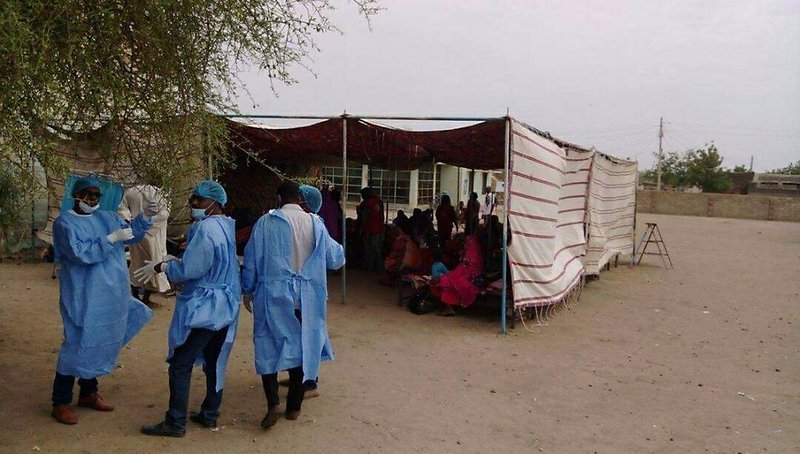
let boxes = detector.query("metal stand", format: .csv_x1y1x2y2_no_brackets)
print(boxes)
635,222,673,269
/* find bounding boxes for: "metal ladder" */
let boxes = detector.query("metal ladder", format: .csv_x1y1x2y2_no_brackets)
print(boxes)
635,222,673,269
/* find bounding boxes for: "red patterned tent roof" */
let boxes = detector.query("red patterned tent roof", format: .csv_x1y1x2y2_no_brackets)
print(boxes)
225,117,507,170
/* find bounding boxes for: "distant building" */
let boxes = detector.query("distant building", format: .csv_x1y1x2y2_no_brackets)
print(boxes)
728,172,755,194
320,163,501,212
748,173,800,197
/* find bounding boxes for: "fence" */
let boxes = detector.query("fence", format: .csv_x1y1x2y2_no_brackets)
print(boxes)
636,190,800,222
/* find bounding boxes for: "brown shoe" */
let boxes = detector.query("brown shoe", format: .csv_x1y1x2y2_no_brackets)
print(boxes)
285,410,301,421
52,404,78,425
261,405,282,429
77,393,114,412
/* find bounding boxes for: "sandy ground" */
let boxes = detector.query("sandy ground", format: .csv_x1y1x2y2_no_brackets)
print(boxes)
0,213,798,453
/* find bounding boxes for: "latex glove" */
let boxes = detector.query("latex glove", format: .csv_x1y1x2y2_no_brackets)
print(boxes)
162,254,180,263
144,201,160,217
133,260,158,284
107,228,134,243
243,294,254,313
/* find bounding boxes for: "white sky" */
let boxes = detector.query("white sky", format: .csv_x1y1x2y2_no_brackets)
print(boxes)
235,0,800,171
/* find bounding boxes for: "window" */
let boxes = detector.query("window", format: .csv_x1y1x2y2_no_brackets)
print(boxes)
418,162,436,206
368,168,410,205
320,162,362,203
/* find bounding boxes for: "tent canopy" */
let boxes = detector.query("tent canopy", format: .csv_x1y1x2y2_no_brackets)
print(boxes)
225,117,508,170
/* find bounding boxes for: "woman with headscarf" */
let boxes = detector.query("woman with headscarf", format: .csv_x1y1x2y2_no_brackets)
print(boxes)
318,187,343,244
434,235,484,316
435,193,457,242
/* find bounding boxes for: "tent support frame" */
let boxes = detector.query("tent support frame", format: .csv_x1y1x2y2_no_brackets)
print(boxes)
223,112,510,330
500,117,511,335
341,114,348,304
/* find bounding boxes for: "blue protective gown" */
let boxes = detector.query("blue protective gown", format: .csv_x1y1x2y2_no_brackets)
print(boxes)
242,210,345,381
53,210,154,378
164,215,241,392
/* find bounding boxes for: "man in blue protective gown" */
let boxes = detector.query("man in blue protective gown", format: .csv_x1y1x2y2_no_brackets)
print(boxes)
242,181,345,429
50,177,155,425
138,180,241,437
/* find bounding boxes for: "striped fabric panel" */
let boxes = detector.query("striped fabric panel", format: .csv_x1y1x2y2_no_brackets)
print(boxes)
584,154,638,275
507,120,590,308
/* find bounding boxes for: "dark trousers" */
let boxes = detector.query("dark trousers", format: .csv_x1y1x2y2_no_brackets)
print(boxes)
165,326,229,429
262,367,305,413
261,309,305,412
51,372,98,405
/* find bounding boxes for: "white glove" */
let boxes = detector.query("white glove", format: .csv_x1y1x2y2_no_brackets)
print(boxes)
144,201,160,217
243,294,254,313
133,260,158,284
107,228,134,243
163,254,180,263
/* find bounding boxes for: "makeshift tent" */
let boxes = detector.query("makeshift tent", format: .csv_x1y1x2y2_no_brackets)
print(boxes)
222,114,638,333
33,113,636,333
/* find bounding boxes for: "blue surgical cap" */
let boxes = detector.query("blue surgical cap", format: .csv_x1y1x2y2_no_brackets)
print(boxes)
299,185,322,214
192,180,227,206
71,177,102,196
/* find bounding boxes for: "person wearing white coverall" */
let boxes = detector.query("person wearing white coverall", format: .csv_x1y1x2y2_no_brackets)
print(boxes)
118,184,170,306
138,180,241,438
50,176,155,425
241,181,345,429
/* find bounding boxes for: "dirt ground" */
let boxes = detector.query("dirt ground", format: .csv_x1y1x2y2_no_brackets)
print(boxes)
0,214,798,453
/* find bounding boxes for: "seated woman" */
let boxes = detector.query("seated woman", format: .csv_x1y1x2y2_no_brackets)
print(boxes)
433,234,484,316
379,226,423,286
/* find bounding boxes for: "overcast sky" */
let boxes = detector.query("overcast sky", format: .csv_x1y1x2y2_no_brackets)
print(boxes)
236,0,800,171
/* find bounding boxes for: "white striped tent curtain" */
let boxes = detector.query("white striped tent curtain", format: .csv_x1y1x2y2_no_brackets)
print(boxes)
584,154,637,274
507,120,592,307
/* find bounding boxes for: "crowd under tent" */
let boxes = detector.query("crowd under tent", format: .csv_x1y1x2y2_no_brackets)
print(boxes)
221,114,639,333
33,113,637,334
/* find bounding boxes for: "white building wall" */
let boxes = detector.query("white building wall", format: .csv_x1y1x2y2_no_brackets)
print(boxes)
408,169,420,209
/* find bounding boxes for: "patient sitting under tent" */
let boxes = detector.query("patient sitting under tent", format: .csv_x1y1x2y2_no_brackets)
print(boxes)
379,226,425,286
432,234,484,316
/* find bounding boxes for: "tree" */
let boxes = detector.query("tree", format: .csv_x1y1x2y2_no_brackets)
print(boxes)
642,144,732,192
684,144,732,193
771,161,800,175
641,150,690,188
731,165,749,173
0,0,379,245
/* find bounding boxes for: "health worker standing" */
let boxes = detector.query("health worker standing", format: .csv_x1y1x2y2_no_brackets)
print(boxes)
139,180,241,437
118,184,171,306
241,181,344,429
50,176,155,425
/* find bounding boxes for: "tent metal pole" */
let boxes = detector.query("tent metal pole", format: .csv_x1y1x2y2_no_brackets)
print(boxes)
393,169,398,213
30,150,36,262
222,114,503,122
341,115,348,305
501,117,511,335
431,159,437,209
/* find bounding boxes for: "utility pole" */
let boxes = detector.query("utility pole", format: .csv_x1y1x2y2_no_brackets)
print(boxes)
749,155,754,172
656,117,664,191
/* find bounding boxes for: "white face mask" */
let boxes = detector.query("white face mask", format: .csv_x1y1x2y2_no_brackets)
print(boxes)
78,200,100,214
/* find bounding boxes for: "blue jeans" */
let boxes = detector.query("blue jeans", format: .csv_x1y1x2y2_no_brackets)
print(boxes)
165,326,229,429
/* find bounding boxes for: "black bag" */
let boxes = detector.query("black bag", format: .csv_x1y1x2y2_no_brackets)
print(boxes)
408,292,434,315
